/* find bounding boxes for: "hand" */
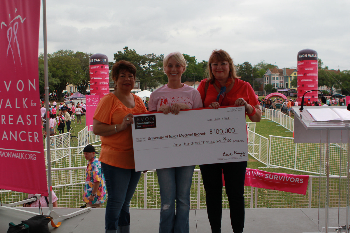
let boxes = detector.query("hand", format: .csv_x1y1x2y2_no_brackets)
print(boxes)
119,113,134,131
88,195,95,202
159,105,171,114
209,102,220,109
170,103,182,115
235,98,248,108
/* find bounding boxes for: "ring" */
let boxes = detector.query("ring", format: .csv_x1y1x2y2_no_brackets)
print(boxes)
126,118,129,121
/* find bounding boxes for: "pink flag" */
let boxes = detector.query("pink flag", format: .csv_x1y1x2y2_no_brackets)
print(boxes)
0,0,48,196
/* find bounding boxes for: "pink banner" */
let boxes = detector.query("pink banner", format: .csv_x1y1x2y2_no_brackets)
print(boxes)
86,95,100,131
346,96,350,106
0,0,48,196
244,168,309,195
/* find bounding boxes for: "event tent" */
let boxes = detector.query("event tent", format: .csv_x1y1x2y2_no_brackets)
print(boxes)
66,92,86,99
135,90,152,98
135,90,152,101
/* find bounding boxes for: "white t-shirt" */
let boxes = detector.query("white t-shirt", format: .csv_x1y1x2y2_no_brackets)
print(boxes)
148,84,203,111
40,107,46,118
75,107,82,115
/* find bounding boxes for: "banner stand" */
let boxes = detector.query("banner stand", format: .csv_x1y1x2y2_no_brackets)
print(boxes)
41,0,90,220
0,0,91,223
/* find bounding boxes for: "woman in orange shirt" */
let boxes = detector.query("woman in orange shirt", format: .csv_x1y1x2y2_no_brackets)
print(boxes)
93,60,147,233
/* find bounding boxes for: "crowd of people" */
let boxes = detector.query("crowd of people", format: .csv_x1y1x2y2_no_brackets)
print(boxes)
260,95,345,118
40,101,86,136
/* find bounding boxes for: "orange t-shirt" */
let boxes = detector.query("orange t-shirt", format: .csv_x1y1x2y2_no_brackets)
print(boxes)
93,93,147,169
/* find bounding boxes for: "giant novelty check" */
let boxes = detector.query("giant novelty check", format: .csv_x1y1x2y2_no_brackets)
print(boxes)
132,106,248,171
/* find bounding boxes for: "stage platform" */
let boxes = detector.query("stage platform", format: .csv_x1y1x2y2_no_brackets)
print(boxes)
0,207,345,233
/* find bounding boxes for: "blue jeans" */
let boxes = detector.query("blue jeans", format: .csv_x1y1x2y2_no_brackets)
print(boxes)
101,163,141,232
157,166,195,233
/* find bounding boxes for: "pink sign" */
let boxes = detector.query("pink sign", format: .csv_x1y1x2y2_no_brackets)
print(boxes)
0,0,48,196
222,168,309,195
296,49,318,105
86,95,100,131
89,54,109,98
244,168,309,195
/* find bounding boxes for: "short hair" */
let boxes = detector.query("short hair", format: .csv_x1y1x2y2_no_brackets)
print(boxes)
163,52,187,72
207,49,237,84
112,60,137,82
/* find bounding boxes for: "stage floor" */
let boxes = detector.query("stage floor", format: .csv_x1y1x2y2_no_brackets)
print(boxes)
0,207,345,233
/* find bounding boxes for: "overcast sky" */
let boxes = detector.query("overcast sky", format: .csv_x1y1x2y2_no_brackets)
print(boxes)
39,0,349,71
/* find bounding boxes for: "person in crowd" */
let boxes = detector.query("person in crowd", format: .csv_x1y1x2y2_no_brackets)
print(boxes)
83,144,107,208
51,105,57,117
49,114,57,136
265,99,271,109
148,52,203,233
57,111,65,134
24,190,58,207
287,99,292,116
70,102,76,121
62,107,71,132
40,104,46,119
75,103,83,124
93,60,147,233
197,49,261,233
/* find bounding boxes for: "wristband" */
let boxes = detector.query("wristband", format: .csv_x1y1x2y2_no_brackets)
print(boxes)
247,106,256,117
90,193,97,197
115,125,118,133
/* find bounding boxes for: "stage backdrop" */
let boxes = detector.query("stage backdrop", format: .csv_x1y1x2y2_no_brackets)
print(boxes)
0,0,48,196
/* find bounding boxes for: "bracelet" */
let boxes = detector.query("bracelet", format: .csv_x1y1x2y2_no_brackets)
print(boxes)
247,106,256,117
114,125,118,133
90,193,97,197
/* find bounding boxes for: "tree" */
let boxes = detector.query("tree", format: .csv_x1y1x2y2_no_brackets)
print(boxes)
48,50,82,101
114,47,166,90
318,69,341,95
318,58,323,69
182,55,207,83
237,62,253,85
73,51,92,95
338,70,350,95
38,53,59,99
264,84,274,94
255,61,277,71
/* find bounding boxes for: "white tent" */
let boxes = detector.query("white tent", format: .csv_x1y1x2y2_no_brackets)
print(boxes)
135,90,152,101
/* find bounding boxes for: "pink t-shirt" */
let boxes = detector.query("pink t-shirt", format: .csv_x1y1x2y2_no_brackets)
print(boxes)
148,84,203,111
49,118,57,128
